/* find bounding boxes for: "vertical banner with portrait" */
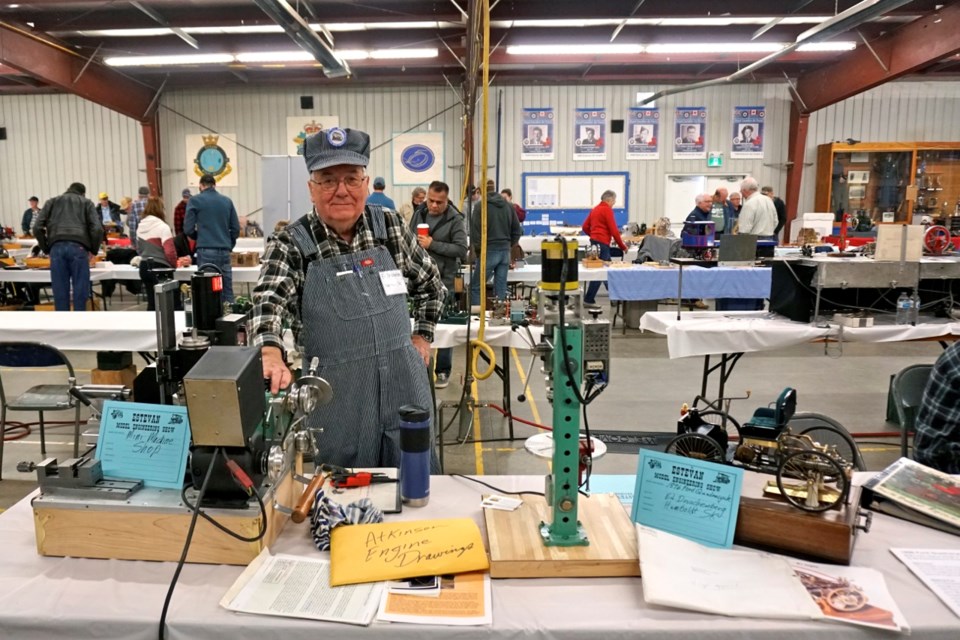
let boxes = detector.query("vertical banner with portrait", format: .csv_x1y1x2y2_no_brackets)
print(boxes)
731,106,765,159
673,107,707,160
185,133,239,188
573,108,606,161
521,108,555,161
627,107,659,160
286,115,340,156
391,131,444,185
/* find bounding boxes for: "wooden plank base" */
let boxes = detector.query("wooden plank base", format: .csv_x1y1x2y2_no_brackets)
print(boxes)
484,493,640,578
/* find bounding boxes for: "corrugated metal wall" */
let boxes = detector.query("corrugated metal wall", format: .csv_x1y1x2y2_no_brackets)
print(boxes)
0,93,145,228
4,80,960,230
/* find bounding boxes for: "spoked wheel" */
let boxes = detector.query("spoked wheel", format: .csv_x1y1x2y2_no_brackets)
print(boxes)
798,424,863,471
665,433,725,463
777,450,848,512
680,409,742,460
824,587,868,612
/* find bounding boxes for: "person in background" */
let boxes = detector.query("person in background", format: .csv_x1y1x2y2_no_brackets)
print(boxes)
184,174,240,303
685,193,714,224
136,197,184,310
127,186,149,239
500,188,526,223
914,341,960,474
21,196,40,235
366,176,396,210
736,177,778,241
174,188,191,235
95,192,123,234
582,190,627,309
761,185,787,239
250,127,445,469
729,192,743,217
410,180,468,389
34,182,103,311
470,180,521,305
713,188,736,235
398,186,427,224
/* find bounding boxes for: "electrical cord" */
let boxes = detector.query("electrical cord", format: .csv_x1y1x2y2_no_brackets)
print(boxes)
159,447,219,640
179,485,267,543
451,473,544,496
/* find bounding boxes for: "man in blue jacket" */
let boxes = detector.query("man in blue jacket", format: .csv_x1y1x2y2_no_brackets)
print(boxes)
184,174,240,302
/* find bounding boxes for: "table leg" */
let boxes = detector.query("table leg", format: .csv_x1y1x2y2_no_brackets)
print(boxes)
501,346,514,440
677,265,684,321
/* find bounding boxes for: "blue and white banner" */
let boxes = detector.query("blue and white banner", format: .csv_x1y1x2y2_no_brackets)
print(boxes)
627,107,659,160
392,131,444,185
521,108,555,161
731,106,765,159
673,107,707,160
573,108,606,161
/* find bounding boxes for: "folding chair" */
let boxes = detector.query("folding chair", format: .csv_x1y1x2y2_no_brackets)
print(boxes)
0,342,82,480
890,364,934,459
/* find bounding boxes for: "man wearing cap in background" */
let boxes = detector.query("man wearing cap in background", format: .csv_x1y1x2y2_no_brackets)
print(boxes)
174,188,191,235
251,127,445,469
366,176,396,210
34,182,103,311
470,180,521,305
184,174,240,303
21,196,40,235
95,192,123,233
127,186,149,239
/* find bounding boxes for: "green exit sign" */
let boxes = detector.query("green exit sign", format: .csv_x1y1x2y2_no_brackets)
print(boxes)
707,152,724,167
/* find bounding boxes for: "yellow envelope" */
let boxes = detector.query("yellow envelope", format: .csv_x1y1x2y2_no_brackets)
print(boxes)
329,518,489,587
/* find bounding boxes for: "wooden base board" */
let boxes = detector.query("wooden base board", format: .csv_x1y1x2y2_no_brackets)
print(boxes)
33,458,302,565
484,493,640,578
735,490,863,565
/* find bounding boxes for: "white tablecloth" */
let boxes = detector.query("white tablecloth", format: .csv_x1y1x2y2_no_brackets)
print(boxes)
234,237,266,253
0,311,186,351
640,311,960,359
433,321,542,350
0,265,263,284
0,474,957,640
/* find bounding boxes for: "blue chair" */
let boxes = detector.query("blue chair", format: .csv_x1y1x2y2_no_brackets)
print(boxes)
0,342,81,480
741,388,797,440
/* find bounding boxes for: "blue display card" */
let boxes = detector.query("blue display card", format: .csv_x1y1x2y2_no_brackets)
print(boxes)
630,449,743,548
94,400,192,489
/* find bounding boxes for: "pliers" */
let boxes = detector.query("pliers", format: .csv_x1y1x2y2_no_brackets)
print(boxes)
331,471,397,489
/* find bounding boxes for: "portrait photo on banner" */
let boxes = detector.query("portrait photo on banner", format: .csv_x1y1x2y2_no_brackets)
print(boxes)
574,108,606,161
521,107,555,160
673,107,707,160
731,106,765,159
391,131,445,185
627,107,659,160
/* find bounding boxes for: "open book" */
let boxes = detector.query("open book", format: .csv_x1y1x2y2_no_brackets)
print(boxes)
860,458,960,535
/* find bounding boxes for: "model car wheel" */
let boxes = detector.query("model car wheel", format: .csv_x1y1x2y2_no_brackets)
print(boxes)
664,432,725,463
777,450,848,512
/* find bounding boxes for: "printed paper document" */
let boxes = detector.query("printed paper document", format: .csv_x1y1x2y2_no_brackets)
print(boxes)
892,548,960,619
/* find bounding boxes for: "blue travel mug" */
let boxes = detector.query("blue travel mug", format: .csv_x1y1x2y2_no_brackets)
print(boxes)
399,405,431,507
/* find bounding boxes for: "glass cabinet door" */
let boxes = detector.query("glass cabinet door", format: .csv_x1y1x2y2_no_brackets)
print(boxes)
915,149,960,223
830,151,911,222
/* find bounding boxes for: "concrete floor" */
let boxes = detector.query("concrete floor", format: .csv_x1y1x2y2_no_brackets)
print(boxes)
0,292,933,510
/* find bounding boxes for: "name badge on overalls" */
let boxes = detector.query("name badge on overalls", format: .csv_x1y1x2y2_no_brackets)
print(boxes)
379,269,406,296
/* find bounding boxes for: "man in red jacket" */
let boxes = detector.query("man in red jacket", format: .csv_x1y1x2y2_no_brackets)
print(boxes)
582,190,627,308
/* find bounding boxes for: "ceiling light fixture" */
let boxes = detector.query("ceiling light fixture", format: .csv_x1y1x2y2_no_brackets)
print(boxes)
104,53,235,67
235,50,313,63
506,44,643,55
646,43,783,54
369,48,439,59
796,41,857,51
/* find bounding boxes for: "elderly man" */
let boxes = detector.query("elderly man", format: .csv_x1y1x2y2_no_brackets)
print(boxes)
761,185,787,238
914,342,960,474
582,190,627,308
95,192,123,233
685,193,713,224
410,180,468,389
251,128,445,469
736,177,778,241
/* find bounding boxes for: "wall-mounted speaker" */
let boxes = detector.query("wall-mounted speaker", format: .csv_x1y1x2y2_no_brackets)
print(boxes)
611,120,624,134
299,96,314,110
0,127,6,140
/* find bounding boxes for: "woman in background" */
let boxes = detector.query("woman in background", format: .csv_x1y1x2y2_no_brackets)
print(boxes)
398,186,427,224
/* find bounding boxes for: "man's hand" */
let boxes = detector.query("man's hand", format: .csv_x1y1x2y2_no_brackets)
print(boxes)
176,256,192,267
262,346,293,394
410,335,431,366
416,235,433,250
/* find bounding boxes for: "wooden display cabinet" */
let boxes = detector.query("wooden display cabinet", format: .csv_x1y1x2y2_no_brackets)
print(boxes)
815,142,960,224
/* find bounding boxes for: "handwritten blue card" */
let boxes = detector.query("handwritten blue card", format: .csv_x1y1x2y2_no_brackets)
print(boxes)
95,400,191,489
631,450,743,548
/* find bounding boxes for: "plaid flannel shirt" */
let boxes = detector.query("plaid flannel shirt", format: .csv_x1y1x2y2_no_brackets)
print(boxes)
250,206,446,351
129,197,147,238
914,342,960,474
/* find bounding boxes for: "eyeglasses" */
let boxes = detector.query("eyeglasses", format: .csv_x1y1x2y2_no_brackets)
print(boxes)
310,175,365,191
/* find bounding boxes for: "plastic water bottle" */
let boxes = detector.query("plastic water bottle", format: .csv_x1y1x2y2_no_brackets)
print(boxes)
895,292,911,325
910,291,921,325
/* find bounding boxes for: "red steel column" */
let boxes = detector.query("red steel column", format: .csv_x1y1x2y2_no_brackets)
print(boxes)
784,100,809,241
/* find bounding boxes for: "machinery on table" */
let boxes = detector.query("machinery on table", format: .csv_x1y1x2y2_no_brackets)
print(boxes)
666,388,854,513
30,276,334,564
923,225,953,255
485,237,636,580
680,220,716,260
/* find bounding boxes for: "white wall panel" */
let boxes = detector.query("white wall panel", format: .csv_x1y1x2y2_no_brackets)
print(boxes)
0,93,144,229
4,80,960,231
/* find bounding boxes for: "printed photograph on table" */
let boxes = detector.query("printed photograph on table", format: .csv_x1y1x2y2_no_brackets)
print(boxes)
731,106,765,159
521,107,554,160
573,108,606,161
627,107,659,160
673,107,706,160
